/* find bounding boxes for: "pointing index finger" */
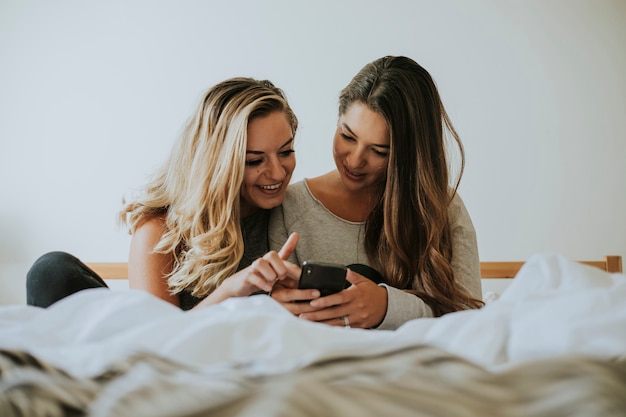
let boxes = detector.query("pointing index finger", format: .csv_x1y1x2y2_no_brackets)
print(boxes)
278,232,299,260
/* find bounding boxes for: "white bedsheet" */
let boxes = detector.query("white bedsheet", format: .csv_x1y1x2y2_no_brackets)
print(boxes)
1,253,625,377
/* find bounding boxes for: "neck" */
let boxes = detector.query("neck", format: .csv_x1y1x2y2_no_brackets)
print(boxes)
328,171,382,222
240,205,260,220
332,170,381,206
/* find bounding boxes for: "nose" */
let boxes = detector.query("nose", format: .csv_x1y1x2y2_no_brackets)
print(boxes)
347,145,367,168
265,156,286,180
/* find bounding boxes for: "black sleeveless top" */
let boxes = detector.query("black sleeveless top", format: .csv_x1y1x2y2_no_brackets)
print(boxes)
179,209,270,310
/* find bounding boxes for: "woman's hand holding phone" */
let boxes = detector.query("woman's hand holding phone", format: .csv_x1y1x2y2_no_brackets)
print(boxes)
270,261,345,311
271,260,386,328
302,269,388,329
273,266,388,329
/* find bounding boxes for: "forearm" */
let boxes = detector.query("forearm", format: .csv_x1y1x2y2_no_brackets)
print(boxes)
192,284,234,309
375,285,434,330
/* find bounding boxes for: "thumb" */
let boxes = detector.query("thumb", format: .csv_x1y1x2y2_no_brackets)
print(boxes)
285,262,302,281
345,268,368,285
278,232,299,260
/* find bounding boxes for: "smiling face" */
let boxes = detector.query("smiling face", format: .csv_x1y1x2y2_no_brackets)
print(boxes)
240,111,296,218
333,103,390,193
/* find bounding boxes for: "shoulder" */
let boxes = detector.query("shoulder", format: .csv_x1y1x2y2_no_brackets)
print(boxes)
448,192,472,224
287,179,308,195
136,214,166,234
448,192,478,257
283,180,313,208
133,214,168,247
270,181,306,228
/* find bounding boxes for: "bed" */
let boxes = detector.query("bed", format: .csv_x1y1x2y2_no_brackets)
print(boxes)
1,253,625,416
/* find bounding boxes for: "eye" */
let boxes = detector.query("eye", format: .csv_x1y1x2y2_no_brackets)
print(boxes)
279,149,295,158
372,149,389,158
245,159,263,167
341,133,356,142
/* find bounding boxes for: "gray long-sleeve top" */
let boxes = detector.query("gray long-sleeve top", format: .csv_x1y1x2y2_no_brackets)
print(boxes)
269,180,481,330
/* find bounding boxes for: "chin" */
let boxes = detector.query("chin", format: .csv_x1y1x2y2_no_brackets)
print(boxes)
256,197,285,210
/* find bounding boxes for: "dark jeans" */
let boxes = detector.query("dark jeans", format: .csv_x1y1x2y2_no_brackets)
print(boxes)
26,251,109,308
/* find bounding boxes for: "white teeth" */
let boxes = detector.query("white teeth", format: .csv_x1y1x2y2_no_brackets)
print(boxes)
260,183,281,190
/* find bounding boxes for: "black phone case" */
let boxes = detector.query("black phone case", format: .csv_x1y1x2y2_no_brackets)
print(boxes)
298,261,347,296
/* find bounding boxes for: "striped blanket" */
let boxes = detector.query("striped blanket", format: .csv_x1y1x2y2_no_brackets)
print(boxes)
2,345,625,417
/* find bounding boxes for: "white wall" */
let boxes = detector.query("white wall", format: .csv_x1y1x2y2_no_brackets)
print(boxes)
1,0,625,305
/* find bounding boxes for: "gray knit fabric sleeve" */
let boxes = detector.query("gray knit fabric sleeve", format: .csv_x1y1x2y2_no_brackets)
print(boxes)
448,193,482,301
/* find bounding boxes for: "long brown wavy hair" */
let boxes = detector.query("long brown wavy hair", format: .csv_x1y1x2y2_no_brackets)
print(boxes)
338,56,482,316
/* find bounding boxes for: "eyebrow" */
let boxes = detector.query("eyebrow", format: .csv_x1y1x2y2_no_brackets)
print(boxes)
246,138,294,155
341,123,390,149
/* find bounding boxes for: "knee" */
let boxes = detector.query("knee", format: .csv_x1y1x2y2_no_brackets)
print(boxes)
26,251,81,285
26,251,106,307
28,251,78,274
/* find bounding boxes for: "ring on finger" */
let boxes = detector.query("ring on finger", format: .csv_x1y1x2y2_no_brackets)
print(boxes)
343,315,350,328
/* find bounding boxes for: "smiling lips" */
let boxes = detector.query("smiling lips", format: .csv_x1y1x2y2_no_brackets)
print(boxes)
259,182,283,192
344,166,365,181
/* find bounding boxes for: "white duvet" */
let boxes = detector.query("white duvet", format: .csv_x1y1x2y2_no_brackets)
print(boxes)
1,253,625,378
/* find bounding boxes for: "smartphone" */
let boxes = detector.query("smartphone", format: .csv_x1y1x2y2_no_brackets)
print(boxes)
298,261,348,297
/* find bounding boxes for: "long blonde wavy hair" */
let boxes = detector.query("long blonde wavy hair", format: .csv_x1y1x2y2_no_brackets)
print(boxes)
119,78,298,297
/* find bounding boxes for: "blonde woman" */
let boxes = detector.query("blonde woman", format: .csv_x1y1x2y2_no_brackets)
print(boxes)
27,78,300,310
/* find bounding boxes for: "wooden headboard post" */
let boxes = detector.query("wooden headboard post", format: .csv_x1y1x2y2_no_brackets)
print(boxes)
479,255,623,279
86,262,128,279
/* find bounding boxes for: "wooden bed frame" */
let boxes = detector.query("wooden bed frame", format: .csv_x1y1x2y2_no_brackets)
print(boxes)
86,255,623,280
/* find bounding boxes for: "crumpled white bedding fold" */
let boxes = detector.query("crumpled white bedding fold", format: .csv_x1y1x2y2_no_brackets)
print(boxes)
1,253,624,377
